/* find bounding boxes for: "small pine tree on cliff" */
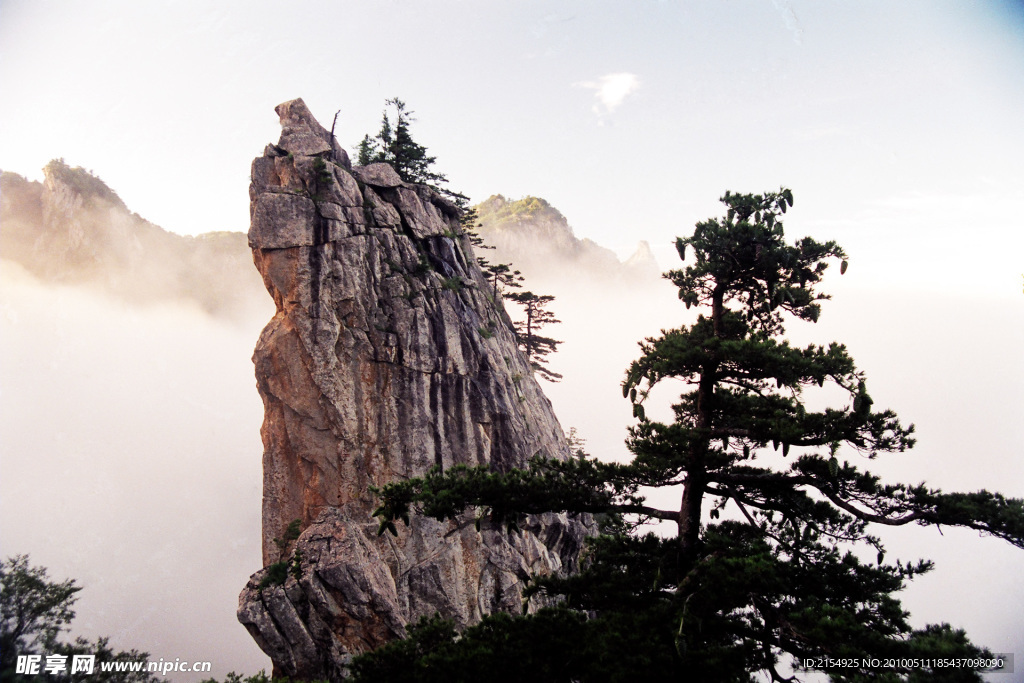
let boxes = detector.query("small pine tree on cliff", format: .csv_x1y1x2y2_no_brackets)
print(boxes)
358,100,562,380
357,98,463,202
507,290,562,382
358,189,1023,682
459,207,524,297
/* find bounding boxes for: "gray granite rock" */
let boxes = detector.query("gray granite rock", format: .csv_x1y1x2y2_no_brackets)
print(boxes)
350,162,404,188
239,100,591,681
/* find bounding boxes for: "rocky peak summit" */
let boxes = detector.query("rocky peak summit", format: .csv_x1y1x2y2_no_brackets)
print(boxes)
473,193,660,284
0,162,266,321
237,99,589,680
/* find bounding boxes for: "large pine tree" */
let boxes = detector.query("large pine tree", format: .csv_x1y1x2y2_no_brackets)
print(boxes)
359,189,1023,682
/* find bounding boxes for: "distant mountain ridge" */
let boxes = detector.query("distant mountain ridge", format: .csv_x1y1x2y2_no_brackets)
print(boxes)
473,194,660,286
1,162,658,321
0,160,268,322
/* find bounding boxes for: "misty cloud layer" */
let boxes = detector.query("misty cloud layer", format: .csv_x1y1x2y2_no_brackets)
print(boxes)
1,261,272,676
1,170,1021,680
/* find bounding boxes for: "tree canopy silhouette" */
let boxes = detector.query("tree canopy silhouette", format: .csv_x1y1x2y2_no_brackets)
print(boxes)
360,189,1022,682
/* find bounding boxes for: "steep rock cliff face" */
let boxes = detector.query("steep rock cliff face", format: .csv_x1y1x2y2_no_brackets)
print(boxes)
237,100,588,680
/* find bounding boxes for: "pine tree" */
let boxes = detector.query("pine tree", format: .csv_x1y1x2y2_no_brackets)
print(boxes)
507,291,562,382
361,189,1023,682
484,262,524,297
461,208,524,297
358,99,560,375
356,98,465,204
356,134,377,167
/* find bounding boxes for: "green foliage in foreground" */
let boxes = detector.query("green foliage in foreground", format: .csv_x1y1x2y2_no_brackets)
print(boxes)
199,672,330,683
354,584,987,683
0,556,158,683
361,189,1023,682
197,674,269,683
349,609,683,683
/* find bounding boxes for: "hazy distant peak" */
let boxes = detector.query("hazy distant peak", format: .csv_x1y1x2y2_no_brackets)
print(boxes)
0,171,44,223
471,194,660,286
477,194,566,225
624,240,660,276
1,160,268,322
474,194,578,254
627,240,654,261
43,158,126,210
0,170,38,190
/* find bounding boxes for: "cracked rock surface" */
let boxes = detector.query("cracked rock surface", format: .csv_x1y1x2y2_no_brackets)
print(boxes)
237,99,590,681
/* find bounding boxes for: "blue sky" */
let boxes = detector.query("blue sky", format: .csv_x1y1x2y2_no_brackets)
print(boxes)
2,0,1023,678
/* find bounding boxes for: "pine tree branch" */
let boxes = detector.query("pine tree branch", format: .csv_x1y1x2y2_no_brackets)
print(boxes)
610,505,679,521
711,462,1024,548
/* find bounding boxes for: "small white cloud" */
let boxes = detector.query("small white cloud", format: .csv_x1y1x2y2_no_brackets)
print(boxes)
576,72,640,116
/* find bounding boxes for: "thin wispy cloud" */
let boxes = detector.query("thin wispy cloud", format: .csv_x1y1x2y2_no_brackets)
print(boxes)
771,0,804,45
576,72,640,117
